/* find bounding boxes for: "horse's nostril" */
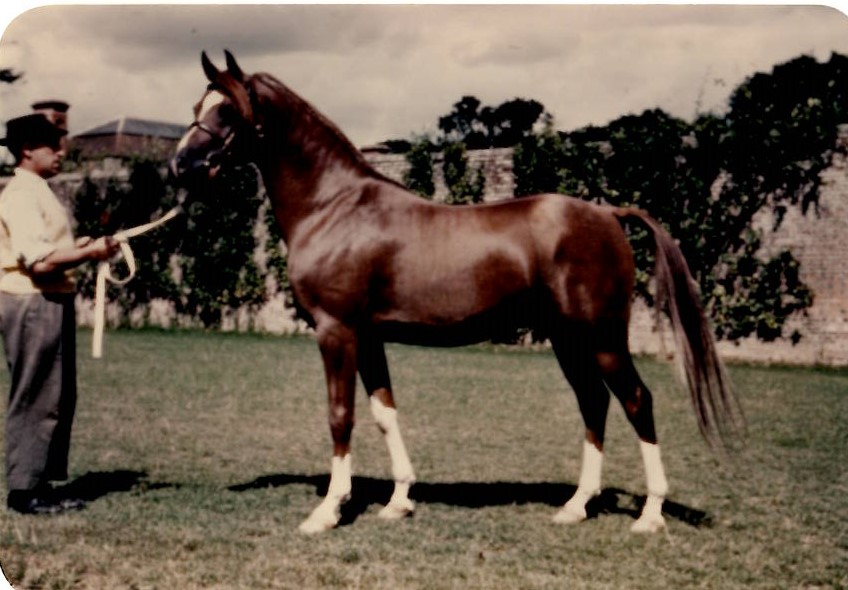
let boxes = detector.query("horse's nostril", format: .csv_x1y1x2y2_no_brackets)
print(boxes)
167,159,181,183
168,151,202,186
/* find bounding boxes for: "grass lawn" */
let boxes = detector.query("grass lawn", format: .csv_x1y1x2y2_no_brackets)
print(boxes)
0,329,846,589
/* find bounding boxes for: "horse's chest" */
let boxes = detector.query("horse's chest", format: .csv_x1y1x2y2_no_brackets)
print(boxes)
287,248,372,314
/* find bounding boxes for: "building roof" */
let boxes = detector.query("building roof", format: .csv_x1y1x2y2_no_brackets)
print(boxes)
75,117,186,140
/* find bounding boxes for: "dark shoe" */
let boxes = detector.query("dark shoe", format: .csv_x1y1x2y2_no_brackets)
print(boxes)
48,482,87,511
53,493,86,512
7,490,63,515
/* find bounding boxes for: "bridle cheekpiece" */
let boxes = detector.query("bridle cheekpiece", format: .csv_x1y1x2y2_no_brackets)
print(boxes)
188,80,264,172
187,117,237,171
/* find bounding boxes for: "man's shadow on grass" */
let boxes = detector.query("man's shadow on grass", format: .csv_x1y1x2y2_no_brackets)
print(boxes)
54,470,175,503
228,473,711,528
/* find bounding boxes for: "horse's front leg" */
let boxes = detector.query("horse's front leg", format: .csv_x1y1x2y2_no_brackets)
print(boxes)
358,333,416,520
299,321,358,534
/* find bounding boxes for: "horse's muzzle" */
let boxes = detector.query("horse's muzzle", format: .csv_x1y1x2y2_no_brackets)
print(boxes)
169,149,212,188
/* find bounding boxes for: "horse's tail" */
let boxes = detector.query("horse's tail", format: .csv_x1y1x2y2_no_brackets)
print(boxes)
612,207,746,451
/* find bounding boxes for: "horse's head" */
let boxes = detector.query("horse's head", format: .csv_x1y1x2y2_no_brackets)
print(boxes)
170,50,260,186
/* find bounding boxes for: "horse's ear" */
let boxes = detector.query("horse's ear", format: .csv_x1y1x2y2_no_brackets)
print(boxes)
224,50,245,83
201,51,219,84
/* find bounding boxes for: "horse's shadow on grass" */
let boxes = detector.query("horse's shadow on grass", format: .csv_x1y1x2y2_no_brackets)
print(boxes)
54,470,176,503
228,473,711,528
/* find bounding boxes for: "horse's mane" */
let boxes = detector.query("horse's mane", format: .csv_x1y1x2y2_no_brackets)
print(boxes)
250,72,403,188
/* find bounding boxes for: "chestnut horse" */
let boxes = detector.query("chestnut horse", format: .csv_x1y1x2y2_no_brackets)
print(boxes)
171,51,743,534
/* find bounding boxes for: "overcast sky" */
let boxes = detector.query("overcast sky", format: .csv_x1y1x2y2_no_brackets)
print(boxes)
1,3,848,149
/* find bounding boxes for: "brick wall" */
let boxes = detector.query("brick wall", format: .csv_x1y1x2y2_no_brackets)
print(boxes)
365,147,515,202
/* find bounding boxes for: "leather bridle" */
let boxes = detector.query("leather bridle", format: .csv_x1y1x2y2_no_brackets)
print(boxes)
186,119,238,170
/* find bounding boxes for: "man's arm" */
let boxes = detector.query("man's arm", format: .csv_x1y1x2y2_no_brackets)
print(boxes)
29,236,119,277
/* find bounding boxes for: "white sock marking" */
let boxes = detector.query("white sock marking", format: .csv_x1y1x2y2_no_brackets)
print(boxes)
299,453,352,533
639,441,668,498
577,440,603,495
370,397,415,484
556,441,603,524
327,453,352,500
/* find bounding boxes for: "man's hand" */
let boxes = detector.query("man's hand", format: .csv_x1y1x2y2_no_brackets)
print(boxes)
86,236,120,261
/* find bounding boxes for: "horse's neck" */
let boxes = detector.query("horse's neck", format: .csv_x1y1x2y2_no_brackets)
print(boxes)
257,126,370,242
253,79,380,240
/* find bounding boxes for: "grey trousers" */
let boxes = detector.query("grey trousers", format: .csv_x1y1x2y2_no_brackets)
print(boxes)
0,292,77,492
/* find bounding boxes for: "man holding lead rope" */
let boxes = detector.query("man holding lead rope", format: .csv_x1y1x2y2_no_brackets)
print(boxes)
0,106,119,515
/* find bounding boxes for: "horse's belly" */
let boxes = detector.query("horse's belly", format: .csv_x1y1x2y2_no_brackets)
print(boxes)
373,289,547,347
374,319,504,347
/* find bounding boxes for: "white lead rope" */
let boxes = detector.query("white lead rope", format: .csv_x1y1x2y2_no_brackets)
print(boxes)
92,207,180,358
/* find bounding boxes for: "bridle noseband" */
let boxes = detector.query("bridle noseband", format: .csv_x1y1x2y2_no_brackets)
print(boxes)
187,119,238,170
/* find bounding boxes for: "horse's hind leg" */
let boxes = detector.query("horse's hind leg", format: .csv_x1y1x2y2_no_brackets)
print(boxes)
358,332,416,520
597,341,669,533
550,327,611,525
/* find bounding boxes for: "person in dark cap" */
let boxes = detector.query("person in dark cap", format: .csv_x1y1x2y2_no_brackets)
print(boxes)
0,112,119,514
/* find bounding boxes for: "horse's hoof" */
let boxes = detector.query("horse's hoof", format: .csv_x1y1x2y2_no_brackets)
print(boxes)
299,516,337,534
378,499,415,520
552,506,587,525
299,508,340,534
630,515,666,533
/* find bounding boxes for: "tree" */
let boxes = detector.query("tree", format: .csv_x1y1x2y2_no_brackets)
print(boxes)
0,67,24,174
442,142,485,205
439,96,487,148
74,159,182,324
697,53,848,340
722,53,848,218
175,165,266,328
437,95,548,149
514,53,848,343
403,137,436,199
404,137,486,204
404,96,547,203
485,98,550,147
74,160,269,329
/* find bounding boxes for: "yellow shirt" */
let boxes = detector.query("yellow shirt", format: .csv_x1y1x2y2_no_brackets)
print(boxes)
0,168,76,293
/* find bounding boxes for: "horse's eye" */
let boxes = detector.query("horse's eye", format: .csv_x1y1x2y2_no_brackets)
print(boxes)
218,103,236,121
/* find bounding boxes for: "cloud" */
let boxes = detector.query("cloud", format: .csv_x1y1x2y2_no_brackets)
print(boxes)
1,4,847,147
